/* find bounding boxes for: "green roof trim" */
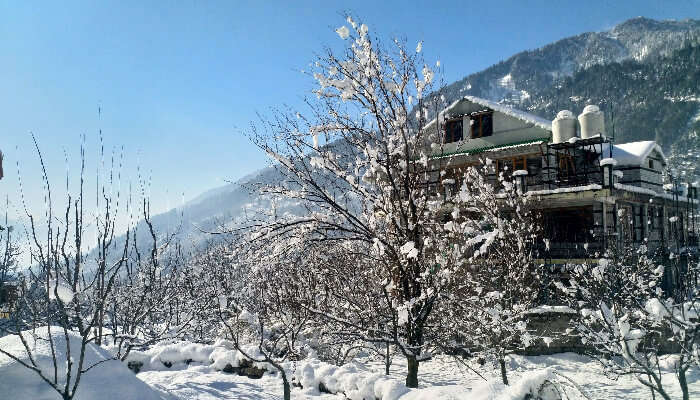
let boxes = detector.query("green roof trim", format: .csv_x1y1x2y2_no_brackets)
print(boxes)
428,137,550,160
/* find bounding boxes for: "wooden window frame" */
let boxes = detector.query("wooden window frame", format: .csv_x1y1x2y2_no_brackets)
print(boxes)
470,112,494,139
497,155,528,175
444,118,464,144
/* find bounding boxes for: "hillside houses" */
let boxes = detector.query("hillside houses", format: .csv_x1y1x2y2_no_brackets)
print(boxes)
424,96,699,272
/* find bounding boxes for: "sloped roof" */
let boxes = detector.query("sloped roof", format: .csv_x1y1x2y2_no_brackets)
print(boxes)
461,96,553,130
429,96,552,131
602,141,666,166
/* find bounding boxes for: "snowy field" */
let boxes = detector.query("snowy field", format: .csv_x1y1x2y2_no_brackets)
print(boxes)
137,352,700,400
2,329,698,399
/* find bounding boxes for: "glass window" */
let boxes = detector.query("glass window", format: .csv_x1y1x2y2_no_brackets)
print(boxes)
470,112,493,138
445,119,463,143
527,157,542,176
480,113,493,137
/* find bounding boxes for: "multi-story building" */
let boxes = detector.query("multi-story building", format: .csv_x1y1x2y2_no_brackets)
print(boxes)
424,96,698,271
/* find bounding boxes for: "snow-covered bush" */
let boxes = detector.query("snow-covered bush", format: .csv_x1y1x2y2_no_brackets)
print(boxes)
122,339,270,374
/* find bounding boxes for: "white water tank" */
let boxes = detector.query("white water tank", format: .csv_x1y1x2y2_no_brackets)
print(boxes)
578,105,605,139
552,110,577,143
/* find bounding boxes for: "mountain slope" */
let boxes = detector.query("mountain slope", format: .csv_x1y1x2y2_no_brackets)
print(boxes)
441,17,700,107
522,42,700,148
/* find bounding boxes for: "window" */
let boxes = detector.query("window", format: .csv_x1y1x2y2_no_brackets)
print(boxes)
648,159,654,169
557,153,575,179
444,118,463,143
497,155,530,176
497,159,514,178
470,112,493,138
527,157,542,176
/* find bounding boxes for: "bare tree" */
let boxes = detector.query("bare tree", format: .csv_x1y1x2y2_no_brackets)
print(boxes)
105,198,197,360
201,239,314,400
0,136,131,400
561,237,699,400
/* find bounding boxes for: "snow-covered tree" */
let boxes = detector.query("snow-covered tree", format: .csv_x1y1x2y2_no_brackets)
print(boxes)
242,15,466,387
240,14,555,388
106,200,199,360
561,240,699,400
0,206,20,297
431,162,546,385
203,237,317,400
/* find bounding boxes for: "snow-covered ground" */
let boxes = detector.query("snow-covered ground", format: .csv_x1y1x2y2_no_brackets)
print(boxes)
0,327,163,400
2,330,698,399
137,351,700,399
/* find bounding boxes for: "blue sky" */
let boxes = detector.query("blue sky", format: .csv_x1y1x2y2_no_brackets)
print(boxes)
1,0,699,217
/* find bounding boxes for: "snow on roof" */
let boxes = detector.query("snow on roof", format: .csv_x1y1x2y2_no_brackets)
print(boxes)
427,96,552,131
460,96,553,130
601,140,666,166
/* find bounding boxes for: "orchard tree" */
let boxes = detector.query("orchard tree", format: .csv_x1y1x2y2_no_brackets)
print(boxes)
203,238,316,400
0,136,132,400
435,162,546,385
561,239,699,400
243,15,535,387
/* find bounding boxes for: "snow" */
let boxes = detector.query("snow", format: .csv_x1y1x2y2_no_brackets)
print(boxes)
336,26,349,39
471,368,556,400
293,359,409,400
599,158,617,166
600,141,666,166
615,183,697,204
431,96,552,131
526,184,602,196
512,170,528,177
554,110,575,120
525,305,576,315
48,279,75,303
581,104,602,115
0,327,163,400
133,351,700,399
400,241,419,259
124,339,270,374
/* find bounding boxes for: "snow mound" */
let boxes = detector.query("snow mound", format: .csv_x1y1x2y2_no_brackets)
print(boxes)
471,368,559,400
0,326,163,400
294,358,409,400
125,339,268,373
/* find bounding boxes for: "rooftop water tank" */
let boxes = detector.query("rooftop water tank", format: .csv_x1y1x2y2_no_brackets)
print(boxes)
552,110,577,143
578,105,605,139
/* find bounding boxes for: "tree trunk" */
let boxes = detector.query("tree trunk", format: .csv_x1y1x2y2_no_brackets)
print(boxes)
406,355,419,388
499,358,509,385
678,367,689,400
281,370,291,400
385,343,391,376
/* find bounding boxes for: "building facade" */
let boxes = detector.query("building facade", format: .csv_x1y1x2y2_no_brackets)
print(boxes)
424,97,699,269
